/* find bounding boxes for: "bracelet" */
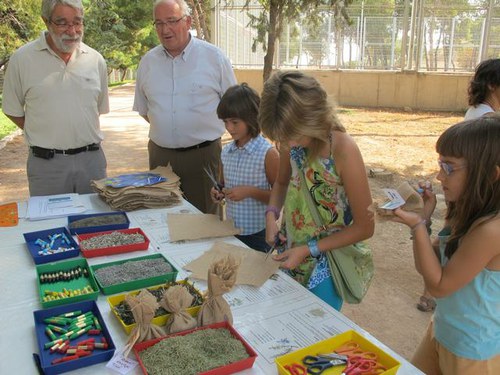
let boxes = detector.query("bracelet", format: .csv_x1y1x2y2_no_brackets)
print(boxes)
307,239,321,258
410,219,427,235
265,206,280,220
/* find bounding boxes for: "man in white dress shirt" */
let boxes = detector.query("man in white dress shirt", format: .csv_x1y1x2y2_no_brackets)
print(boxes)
133,0,237,214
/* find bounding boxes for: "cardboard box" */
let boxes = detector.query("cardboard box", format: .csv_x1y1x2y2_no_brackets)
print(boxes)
67,211,129,235
275,330,401,375
90,253,178,295
77,227,149,258
133,322,257,375
33,300,115,375
36,258,99,309
107,281,204,334
24,227,79,265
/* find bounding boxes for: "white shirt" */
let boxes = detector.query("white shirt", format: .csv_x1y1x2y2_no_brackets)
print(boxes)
133,35,237,148
464,103,494,120
2,31,109,149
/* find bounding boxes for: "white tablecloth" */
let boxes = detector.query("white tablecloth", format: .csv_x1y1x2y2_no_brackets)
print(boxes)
0,194,423,374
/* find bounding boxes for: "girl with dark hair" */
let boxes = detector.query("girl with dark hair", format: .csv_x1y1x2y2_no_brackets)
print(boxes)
394,115,500,374
211,83,279,251
464,58,500,120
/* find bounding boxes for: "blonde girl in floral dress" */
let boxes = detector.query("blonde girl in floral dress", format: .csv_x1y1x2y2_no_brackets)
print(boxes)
259,71,374,310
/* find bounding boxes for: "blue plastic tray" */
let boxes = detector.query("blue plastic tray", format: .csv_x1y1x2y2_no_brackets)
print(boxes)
23,227,79,265
33,300,115,375
67,211,129,235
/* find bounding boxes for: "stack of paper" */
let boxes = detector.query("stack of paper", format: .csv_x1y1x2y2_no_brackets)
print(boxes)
91,165,182,211
27,194,87,221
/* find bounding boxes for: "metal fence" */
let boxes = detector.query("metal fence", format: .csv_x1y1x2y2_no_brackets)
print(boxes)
214,0,499,72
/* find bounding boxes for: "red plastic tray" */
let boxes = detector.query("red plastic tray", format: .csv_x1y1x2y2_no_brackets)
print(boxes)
77,228,149,258
133,322,257,375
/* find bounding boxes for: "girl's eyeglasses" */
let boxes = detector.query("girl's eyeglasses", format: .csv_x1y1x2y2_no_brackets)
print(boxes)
438,160,467,175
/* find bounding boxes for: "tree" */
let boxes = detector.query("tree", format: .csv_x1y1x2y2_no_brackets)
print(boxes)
0,0,44,69
242,0,353,82
83,0,155,77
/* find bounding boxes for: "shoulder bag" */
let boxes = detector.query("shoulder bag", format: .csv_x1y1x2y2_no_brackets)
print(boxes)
298,166,374,304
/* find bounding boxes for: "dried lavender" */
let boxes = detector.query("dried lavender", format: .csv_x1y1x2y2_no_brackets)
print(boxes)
80,231,145,249
139,328,249,375
69,214,128,228
94,258,172,287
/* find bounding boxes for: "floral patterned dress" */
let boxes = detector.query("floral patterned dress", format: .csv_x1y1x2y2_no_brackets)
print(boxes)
282,146,353,291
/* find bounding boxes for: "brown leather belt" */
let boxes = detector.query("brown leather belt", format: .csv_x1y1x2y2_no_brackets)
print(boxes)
31,144,100,159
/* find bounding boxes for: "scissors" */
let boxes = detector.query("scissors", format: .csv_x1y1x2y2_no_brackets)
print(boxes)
203,166,223,192
302,354,346,374
264,232,286,260
284,362,307,375
341,356,386,375
335,341,378,361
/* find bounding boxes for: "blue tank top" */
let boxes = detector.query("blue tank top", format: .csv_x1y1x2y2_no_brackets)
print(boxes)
434,228,500,360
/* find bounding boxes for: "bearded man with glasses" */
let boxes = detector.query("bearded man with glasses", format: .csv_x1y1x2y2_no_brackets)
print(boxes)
134,0,237,214
2,0,109,196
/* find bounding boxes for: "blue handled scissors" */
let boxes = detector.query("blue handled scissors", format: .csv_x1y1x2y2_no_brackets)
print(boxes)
302,355,346,374
264,231,286,260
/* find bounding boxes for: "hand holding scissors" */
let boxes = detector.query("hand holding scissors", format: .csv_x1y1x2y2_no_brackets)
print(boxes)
204,166,225,204
264,231,286,260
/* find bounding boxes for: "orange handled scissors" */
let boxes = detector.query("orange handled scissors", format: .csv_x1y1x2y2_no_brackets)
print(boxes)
335,341,378,361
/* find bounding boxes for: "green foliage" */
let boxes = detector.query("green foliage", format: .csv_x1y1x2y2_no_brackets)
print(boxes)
0,111,18,141
84,0,155,72
0,0,44,67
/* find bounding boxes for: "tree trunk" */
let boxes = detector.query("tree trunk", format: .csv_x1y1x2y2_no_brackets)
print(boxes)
263,1,280,83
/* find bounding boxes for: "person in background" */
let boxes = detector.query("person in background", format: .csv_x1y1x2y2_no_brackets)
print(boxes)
2,0,109,196
464,58,500,120
133,0,237,214
210,83,279,252
394,115,500,375
259,71,374,310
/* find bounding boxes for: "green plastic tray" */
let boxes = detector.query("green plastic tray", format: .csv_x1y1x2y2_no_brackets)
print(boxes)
36,258,99,309
90,253,178,295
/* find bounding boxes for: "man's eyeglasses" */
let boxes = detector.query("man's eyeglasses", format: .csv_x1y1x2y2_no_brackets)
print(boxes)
49,19,84,31
153,16,186,28
438,160,467,175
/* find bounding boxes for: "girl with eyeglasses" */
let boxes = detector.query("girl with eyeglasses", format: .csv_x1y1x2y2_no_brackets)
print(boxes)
393,115,500,374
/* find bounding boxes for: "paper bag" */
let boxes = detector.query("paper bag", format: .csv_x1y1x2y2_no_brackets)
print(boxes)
161,285,197,334
123,290,164,357
197,255,239,326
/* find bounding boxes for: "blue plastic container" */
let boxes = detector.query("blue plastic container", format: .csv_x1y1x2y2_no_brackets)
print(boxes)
67,211,129,235
33,300,115,375
23,227,79,265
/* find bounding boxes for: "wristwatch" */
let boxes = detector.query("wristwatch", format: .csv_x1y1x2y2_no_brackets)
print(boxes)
307,239,321,258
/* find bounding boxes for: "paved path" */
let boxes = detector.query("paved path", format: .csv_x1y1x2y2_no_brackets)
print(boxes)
0,84,150,204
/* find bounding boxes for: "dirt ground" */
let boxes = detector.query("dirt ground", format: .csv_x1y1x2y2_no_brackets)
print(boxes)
0,84,464,361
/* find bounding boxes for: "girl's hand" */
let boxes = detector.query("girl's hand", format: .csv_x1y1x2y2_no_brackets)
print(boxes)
265,221,280,246
223,186,247,201
418,180,437,221
210,187,225,203
273,245,309,269
393,207,425,229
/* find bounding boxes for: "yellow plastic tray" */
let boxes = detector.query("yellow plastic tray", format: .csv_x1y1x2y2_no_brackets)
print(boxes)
276,330,401,375
107,281,203,334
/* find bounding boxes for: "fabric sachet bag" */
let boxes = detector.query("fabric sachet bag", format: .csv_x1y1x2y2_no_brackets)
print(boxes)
161,285,197,334
123,289,165,357
197,255,239,326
